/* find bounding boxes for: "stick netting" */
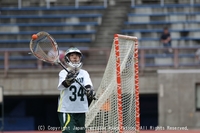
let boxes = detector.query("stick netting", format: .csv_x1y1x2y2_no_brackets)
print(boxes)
30,32,59,63
86,34,139,133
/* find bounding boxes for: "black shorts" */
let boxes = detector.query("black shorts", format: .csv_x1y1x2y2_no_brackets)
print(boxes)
58,112,86,133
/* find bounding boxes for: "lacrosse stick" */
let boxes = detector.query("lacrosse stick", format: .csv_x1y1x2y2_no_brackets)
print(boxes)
29,31,97,100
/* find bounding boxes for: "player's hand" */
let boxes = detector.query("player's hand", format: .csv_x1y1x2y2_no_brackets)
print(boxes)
64,70,78,86
85,88,96,100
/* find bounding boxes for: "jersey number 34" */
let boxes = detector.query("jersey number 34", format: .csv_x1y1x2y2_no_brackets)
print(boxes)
69,85,85,101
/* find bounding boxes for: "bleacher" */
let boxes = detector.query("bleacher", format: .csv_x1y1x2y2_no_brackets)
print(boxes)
0,5,104,48
1,0,200,70
123,4,200,46
0,0,107,70
121,2,200,67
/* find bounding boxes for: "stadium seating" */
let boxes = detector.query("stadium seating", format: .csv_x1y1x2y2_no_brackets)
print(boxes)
0,5,104,48
121,3,200,67
0,2,106,69
123,10,200,46
1,1,200,69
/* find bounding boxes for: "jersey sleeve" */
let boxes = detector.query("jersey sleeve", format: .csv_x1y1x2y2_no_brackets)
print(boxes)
57,70,67,90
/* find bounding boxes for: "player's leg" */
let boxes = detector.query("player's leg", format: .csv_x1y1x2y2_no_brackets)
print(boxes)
58,112,76,133
73,113,86,133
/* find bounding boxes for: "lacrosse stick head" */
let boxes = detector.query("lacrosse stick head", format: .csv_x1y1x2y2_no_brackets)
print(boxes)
29,31,60,64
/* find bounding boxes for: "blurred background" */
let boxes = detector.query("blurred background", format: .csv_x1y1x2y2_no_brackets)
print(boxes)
0,0,200,132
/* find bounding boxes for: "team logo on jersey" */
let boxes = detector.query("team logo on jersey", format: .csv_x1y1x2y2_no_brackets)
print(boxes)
76,77,83,83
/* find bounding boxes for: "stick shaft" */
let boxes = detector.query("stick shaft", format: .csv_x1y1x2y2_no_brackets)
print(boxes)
58,62,85,88
58,62,97,100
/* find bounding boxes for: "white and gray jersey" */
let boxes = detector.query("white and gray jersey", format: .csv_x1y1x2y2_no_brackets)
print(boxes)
57,69,93,113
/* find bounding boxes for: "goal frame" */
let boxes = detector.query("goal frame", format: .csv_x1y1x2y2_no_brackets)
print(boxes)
85,34,140,133
114,34,140,133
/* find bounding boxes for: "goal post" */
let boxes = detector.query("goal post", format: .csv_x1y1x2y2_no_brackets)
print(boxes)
86,34,140,133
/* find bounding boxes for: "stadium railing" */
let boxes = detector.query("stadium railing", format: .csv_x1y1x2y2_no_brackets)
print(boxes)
0,47,110,76
1,46,200,76
139,46,200,69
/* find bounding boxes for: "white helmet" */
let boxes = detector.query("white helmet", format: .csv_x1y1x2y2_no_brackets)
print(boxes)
64,47,83,71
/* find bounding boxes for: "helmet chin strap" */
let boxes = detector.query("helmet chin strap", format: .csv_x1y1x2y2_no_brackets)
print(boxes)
67,61,82,73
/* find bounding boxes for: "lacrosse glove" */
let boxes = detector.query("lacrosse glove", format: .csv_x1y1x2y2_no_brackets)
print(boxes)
62,71,78,88
85,85,96,100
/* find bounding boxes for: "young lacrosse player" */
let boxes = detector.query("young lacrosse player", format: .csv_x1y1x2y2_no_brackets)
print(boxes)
57,47,95,133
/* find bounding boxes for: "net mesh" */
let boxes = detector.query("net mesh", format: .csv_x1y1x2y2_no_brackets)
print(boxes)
30,32,59,63
86,34,139,133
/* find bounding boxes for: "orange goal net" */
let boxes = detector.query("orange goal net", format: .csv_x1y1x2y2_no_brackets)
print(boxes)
86,34,140,133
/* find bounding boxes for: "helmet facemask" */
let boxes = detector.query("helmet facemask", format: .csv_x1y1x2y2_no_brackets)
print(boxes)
64,48,83,73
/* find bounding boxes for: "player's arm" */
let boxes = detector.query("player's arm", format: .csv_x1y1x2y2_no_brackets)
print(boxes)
57,70,77,90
